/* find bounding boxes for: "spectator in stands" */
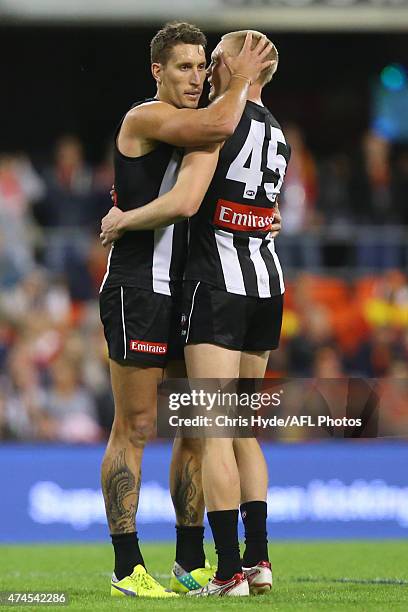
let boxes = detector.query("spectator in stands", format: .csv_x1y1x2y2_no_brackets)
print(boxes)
0,153,45,281
0,267,71,328
317,152,353,229
39,135,95,300
351,131,393,224
2,342,48,440
286,306,335,376
43,355,102,443
351,130,402,269
0,231,21,288
40,136,94,228
285,275,336,375
278,123,321,270
313,346,344,378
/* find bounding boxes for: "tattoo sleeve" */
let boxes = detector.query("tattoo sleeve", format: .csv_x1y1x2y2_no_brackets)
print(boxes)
172,456,200,526
103,448,140,533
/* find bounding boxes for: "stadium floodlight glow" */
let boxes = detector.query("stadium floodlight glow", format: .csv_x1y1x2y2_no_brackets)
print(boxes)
380,64,406,92
372,115,398,140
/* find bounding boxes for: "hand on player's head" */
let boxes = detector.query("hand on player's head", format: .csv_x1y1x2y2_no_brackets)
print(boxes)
221,32,273,85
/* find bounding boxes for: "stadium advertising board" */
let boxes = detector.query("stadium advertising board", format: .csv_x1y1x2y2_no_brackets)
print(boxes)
1,442,407,542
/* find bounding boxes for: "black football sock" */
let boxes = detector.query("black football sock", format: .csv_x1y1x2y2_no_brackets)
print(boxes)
175,525,205,572
207,509,241,581
111,532,145,580
240,500,269,567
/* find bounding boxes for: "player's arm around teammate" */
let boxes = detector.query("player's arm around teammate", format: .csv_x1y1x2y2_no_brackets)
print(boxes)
100,144,220,246
119,31,273,150
101,24,276,599
100,160,282,245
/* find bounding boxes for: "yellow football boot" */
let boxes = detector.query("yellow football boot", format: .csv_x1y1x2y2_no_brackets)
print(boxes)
111,564,178,598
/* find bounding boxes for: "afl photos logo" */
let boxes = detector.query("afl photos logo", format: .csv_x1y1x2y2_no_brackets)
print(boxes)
214,199,275,232
129,340,168,354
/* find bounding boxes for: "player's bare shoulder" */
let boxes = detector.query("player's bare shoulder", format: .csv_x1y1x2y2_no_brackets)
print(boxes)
118,100,176,157
123,100,177,138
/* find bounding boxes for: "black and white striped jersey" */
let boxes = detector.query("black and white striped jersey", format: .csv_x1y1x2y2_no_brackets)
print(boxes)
100,98,187,296
184,101,290,298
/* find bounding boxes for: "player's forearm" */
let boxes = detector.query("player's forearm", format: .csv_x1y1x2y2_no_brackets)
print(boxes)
112,147,219,233
157,77,250,147
117,191,187,231
205,75,250,141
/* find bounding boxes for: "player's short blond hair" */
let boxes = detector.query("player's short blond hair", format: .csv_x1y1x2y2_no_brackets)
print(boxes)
221,30,278,86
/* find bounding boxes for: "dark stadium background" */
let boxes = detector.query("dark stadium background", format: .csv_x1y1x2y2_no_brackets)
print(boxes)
2,27,407,158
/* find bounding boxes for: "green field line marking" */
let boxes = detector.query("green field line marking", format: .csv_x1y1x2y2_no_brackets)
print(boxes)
293,577,408,586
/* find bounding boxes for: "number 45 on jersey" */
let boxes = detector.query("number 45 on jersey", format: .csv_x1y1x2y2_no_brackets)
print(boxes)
227,119,289,202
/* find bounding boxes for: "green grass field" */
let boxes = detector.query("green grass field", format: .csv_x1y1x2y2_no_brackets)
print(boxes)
0,541,407,611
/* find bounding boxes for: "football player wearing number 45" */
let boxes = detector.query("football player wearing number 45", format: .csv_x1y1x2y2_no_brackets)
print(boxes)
101,30,290,597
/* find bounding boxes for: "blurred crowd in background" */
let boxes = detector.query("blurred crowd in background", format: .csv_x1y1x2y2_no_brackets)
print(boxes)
0,130,407,442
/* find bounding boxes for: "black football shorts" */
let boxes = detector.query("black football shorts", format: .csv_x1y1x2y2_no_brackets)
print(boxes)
182,281,283,352
99,285,184,368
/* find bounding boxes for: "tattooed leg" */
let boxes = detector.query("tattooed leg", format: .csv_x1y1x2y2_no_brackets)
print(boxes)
102,448,140,532
170,437,204,526
102,360,162,533
170,438,206,571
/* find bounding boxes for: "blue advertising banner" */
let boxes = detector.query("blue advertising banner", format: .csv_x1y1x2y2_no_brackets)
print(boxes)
1,442,407,542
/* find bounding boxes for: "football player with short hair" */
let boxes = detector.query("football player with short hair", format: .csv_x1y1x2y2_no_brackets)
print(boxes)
102,29,288,597
99,22,273,598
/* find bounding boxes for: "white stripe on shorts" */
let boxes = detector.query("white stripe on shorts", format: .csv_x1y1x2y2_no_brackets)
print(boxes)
186,282,201,343
120,286,127,359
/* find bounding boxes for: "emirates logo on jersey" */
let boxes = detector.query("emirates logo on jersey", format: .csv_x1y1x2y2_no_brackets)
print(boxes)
129,340,168,354
214,199,275,232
